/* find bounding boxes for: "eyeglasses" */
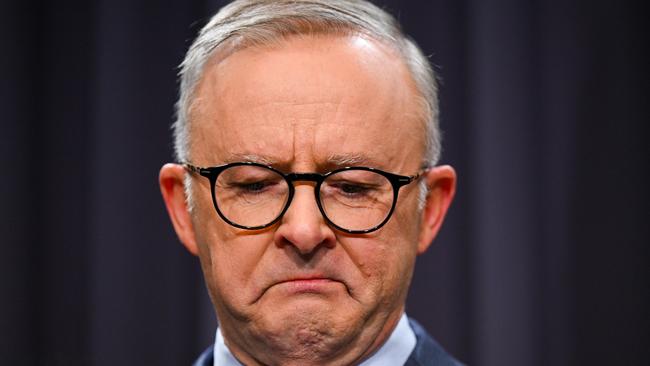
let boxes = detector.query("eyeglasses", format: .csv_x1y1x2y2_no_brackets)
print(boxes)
184,162,424,234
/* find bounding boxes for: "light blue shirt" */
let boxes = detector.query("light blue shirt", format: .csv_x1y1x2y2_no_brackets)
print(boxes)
213,313,416,366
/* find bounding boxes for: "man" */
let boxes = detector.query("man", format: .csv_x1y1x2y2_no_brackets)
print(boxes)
159,0,460,365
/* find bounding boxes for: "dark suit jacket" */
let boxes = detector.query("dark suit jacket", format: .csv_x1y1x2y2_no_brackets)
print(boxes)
193,318,463,366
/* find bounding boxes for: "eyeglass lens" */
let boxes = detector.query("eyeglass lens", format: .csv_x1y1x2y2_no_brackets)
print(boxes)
213,165,395,231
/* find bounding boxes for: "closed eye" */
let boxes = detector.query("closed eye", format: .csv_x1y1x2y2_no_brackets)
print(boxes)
327,182,378,197
232,180,278,194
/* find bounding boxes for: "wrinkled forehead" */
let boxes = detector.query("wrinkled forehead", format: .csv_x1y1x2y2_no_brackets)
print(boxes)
188,34,426,169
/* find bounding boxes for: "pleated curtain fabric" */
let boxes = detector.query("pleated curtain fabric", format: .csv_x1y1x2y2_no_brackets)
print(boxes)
1,0,647,365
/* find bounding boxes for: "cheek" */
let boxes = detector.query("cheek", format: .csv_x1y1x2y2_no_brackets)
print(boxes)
390,193,423,245
194,209,274,309
374,215,420,293
341,230,417,301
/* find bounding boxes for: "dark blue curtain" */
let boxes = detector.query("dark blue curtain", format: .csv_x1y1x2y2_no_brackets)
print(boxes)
2,0,647,365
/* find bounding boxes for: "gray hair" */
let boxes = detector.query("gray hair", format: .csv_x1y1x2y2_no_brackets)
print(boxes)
173,0,440,166
174,0,440,211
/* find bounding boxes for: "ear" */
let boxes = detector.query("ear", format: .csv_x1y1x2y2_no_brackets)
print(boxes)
159,163,199,256
417,165,456,254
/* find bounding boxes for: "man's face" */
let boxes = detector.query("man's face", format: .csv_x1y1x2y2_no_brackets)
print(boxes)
176,34,440,365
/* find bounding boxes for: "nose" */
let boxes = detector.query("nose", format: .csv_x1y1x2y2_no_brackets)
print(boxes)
274,184,336,256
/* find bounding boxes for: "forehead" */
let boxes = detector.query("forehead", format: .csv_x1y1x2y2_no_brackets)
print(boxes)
189,34,425,170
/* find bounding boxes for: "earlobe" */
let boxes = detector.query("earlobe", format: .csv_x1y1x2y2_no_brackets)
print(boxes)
417,165,456,254
159,163,199,256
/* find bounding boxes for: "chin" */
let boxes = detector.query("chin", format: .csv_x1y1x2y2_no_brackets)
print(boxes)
245,300,363,364
261,295,345,332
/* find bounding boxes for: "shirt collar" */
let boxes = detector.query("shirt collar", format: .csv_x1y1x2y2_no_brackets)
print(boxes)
213,327,242,366
213,313,416,366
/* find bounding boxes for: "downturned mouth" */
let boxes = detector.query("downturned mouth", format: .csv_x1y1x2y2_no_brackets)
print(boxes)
277,277,340,293
252,273,348,304
278,276,331,284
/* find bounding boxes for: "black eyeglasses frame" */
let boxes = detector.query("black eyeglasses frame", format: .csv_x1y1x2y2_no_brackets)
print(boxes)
184,161,423,234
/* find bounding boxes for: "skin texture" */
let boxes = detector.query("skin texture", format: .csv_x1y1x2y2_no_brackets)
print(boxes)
160,34,456,365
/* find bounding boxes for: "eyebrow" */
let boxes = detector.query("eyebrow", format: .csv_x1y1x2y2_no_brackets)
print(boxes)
326,153,373,167
220,152,381,170
222,153,278,166
327,154,380,168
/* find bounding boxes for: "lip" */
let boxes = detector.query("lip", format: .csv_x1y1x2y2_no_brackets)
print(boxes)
274,277,339,294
